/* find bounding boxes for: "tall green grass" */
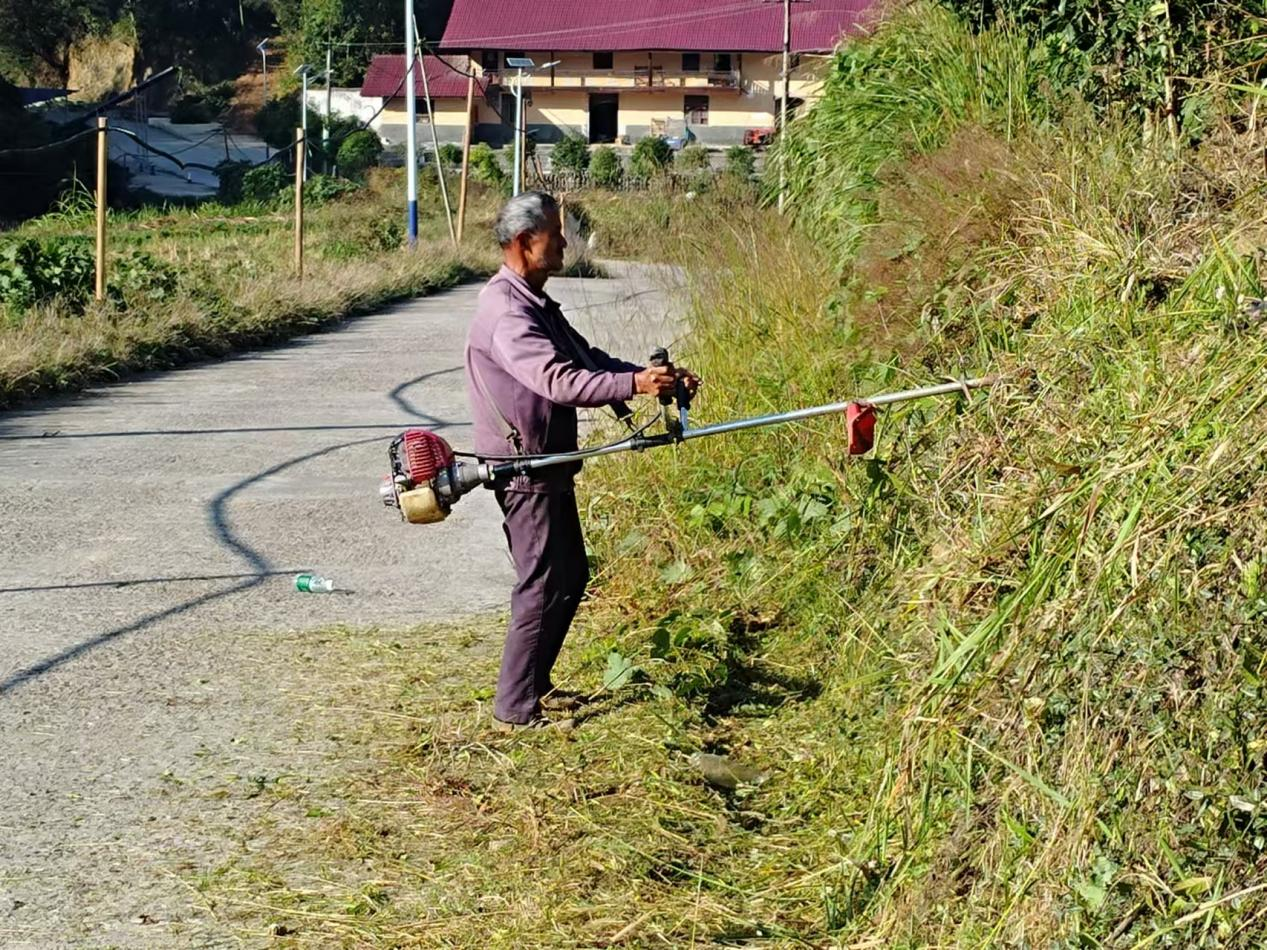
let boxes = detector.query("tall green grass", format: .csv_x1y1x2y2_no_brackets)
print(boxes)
772,3,1044,258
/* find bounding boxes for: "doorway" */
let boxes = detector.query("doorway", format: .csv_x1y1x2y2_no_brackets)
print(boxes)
589,93,618,144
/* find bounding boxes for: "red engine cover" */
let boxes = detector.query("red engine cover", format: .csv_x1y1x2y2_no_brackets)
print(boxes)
400,429,455,484
846,402,877,455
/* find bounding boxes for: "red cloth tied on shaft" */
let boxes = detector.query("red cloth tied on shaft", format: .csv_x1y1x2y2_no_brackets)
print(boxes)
845,402,877,455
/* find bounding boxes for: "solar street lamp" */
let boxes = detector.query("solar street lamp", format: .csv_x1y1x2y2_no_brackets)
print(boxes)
507,58,560,195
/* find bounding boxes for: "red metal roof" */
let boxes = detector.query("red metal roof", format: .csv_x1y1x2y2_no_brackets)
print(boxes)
439,0,878,54
360,54,482,99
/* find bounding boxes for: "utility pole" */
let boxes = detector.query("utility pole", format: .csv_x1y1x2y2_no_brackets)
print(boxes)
324,43,333,173
404,0,419,245
778,0,790,214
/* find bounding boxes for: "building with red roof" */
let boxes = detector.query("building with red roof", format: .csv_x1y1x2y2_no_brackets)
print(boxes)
355,1,878,148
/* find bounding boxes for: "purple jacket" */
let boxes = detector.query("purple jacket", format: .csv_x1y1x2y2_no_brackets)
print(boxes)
465,266,642,492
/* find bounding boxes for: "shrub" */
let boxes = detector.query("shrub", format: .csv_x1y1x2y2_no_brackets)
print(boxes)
723,145,756,179
469,143,508,188
324,213,405,260
169,80,235,124
552,134,591,173
241,162,290,203
337,130,383,179
255,96,306,151
215,160,251,203
304,173,362,206
589,146,623,188
675,144,711,171
0,238,95,311
437,143,463,165
629,136,673,179
312,114,363,169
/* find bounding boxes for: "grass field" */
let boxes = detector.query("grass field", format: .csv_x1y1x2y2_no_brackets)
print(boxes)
0,170,503,407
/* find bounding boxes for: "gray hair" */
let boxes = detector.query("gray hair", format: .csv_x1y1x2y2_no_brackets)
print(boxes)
493,191,560,247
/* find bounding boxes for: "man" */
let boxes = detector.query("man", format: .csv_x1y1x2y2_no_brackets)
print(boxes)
466,191,698,731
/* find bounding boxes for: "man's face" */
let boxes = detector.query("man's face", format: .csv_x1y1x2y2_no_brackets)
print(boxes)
524,209,567,276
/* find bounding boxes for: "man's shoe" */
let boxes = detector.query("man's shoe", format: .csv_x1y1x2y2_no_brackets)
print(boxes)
540,688,588,713
492,714,576,733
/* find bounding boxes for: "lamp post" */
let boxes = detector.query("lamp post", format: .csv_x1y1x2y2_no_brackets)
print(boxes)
505,57,559,196
324,44,334,173
295,63,312,181
257,40,269,159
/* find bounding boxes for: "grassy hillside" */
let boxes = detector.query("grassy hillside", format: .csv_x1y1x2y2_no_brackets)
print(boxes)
203,5,1267,945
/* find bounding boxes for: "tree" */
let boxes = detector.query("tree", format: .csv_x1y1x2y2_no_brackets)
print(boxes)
273,0,455,87
0,0,88,76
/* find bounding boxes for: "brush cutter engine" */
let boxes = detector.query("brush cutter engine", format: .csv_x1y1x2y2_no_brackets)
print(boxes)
380,429,488,524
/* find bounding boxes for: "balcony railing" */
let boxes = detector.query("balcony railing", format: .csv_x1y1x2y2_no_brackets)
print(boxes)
480,68,742,90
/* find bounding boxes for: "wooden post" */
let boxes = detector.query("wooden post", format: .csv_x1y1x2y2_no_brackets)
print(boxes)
418,49,457,245
294,128,305,278
456,74,475,243
94,117,108,301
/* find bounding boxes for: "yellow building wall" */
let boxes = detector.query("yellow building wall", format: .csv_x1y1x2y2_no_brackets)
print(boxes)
460,49,832,143
525,89,588,133
382,99,470,128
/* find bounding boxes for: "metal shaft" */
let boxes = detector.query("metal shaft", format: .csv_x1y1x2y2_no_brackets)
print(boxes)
492,377,994,479
682,377,993,442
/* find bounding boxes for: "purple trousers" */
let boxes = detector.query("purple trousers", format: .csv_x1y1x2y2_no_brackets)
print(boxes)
493,487,589,724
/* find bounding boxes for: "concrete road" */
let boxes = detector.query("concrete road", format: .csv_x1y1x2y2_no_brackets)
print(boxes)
108,119,270,198
0,265,683,946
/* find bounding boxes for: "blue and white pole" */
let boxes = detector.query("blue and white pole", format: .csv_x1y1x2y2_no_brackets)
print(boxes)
512,67,524,197
404,0,419,245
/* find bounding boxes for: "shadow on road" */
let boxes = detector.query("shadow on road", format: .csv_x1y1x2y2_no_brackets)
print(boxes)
0,374,463,695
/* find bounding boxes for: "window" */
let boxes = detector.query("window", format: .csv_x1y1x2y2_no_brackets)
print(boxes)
684,94,709,126
713,53,732,71
681,52,700,72
480,51,500,73
593,51,613,69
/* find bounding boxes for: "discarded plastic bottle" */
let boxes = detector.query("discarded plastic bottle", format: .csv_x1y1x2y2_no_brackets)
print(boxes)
294,573,335,594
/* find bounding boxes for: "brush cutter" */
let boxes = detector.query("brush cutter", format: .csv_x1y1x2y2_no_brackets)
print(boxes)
380,348,994,525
